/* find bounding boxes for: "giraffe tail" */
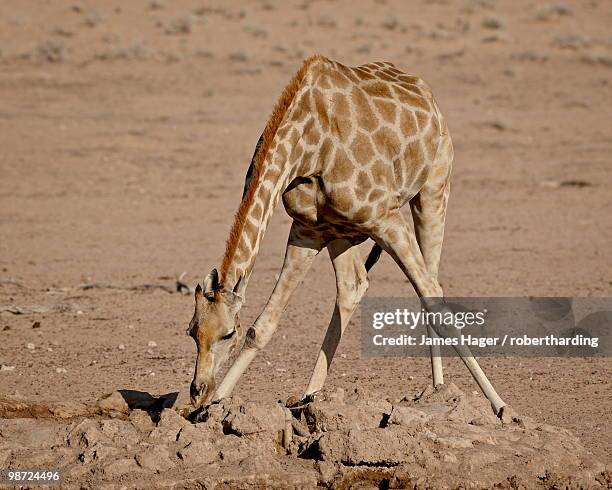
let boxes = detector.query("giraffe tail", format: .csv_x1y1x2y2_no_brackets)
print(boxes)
365,243,383,272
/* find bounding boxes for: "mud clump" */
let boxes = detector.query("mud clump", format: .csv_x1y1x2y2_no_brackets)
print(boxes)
0,385,607,488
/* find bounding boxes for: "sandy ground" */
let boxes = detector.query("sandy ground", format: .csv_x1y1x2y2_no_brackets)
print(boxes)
0,0,611,486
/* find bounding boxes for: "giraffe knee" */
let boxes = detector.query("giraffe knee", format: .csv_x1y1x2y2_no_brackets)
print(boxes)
244,324,273,350
337,273,369,313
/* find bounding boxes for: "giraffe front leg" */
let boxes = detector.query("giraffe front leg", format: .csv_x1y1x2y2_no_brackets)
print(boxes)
303,240,369,397
214,223,323,401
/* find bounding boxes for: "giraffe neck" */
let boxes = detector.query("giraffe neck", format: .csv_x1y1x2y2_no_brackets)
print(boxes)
219,122,303,295
218,55,324,296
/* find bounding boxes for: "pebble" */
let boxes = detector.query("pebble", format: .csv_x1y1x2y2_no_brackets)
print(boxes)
56,367,67,374
1,364,16,372
118,344,125,351
147,340,157,348
26,343,35,350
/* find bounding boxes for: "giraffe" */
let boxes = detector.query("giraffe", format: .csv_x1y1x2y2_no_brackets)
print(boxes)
187,55,508,418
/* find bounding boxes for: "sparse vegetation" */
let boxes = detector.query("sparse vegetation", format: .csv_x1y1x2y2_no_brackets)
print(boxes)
482,16,504,29
535,4,573,21
25,41,68,63
163,16,193,35
552,34,590,50
228,51,249,62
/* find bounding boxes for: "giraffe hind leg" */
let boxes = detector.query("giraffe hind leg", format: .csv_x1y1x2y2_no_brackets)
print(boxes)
410,133,453,387
372,211,507,415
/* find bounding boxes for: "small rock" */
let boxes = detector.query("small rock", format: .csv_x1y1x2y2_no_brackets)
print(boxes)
316,460,337,483
0,365,15,372
32,321,41,329
117,344,125,351
387,406,430,427
129,409,154,432
56,367,67,374
100,419,140,445
26,343,35,350
314,426,417,465
67,419,108,448
149,408,188,440
304,392,390,432
222,401,285,435
97,391,129,414
158,408,188,431
135,445,174,472
147,340,157,348
176,423,210,445
177,440,218,465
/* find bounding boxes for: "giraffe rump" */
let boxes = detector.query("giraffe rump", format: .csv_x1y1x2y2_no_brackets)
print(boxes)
219,54,326,286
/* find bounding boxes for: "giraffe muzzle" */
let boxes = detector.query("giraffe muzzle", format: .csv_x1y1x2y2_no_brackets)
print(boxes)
190,380,211,407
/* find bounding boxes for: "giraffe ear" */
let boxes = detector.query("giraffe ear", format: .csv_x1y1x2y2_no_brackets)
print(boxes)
194,283,204,311
225,288,243,317
203,268,219,301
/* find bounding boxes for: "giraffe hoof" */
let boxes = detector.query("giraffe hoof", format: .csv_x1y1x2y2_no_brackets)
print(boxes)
285,395,302,408
496,404,518,424
498,405,537,428
286,392,318,409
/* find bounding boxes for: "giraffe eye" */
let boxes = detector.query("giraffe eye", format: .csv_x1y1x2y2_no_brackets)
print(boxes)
220,330,236,341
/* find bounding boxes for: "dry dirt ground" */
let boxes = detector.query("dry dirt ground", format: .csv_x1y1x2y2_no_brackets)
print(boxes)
0,0,611,488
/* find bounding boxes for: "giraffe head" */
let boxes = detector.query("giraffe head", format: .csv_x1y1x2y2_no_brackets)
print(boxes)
187,268,243,407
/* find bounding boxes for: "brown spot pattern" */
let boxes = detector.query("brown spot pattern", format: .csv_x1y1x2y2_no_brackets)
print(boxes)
363,82,393,99
399,109,418,137
373,99,397,124
373,127,401,161
327,148,354,183
313,88,329,131
349,132,375,165
351,86,377,132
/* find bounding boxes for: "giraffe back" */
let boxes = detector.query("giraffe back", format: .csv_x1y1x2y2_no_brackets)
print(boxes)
283,57,450,230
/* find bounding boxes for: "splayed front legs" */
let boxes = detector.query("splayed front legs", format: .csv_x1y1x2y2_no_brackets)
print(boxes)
213,225,323,401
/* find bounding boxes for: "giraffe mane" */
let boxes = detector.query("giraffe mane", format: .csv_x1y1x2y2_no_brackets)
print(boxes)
219,54,327,285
